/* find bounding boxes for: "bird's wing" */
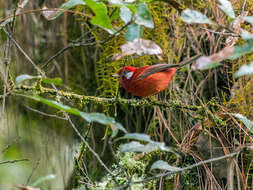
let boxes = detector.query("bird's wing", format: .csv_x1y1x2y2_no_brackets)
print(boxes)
137,64,178,80
137,54,202,80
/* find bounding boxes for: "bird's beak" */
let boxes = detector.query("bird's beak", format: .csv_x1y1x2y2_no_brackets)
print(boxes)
112,73,120,78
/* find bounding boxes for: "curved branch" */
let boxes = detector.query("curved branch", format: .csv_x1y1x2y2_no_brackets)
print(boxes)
115,149,245,190
12,85,202,111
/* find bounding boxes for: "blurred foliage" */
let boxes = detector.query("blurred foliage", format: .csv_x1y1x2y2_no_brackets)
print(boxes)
0,0,253,190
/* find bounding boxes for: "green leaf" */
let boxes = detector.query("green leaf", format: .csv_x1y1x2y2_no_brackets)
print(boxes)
151,160,181,171
108,0,123,5
120,141,175,153
120,141,160,153
16,75,63,86
15,74,40,84
181,9,213,24
80,112,126,134
228,42,253,60
84,0,113,30
125,23,142,41
31,96,127,134
120,5,132,24
42,77,63,86
33,96,81,115
114,123,127,134
80,112,114,123
55,0,86,18
120,133,176,153
232,113,253,133
30,174,56,187
135,2,154,28
241,30,253,41
218,0,235,19
243,16,253,24
122,133,152,142
126,4,136,15
235,62,253,78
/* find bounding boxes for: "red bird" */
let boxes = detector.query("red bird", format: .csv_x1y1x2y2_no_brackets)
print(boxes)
113,55,200,97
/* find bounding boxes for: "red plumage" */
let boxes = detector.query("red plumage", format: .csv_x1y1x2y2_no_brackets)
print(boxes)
115,64,177,97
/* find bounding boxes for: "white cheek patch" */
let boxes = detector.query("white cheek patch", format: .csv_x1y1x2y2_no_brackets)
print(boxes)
124,71,134,80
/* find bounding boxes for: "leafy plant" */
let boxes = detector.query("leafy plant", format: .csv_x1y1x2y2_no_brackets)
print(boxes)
180,0,253,78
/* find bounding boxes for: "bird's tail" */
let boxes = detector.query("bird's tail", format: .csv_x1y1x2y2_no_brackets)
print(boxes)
177,54,202,68
157,54,202,70
137,54,202,80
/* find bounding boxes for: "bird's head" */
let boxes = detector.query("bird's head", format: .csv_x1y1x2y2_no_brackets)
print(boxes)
112,66,138,90
113,66,137,81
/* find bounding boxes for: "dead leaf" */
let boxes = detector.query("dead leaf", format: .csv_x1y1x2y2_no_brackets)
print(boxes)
42,6,60,21
16,185,40,190
192,46,234,70
114,38,163,60
226,11,248,47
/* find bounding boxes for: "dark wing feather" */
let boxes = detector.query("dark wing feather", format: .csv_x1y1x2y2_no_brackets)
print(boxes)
137,54,202,80
137,64,179,80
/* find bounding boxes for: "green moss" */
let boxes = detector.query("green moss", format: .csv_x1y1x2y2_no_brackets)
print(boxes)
87,151,154,190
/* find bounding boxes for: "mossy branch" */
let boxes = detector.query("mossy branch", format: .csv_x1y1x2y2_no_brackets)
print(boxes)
12,85,202,111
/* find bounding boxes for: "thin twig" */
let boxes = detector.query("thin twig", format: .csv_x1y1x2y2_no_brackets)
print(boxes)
0,0,30,27
200,27,239,37
241,0,247,15
42,33,96,69
25,159,40,185
115,150,243,190
108,137,132,185
2,27,44,75
100,20,134,44
67,116,115,176
156,108,179,144
2,29,10,114
1,137,20,154
1,1,18,114
25,105,67,120
0,158,29,165
42,20,133,68
0,8,92,26
42,6,118,69
42,44,73,69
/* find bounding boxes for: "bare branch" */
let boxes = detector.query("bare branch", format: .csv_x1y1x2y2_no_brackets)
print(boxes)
0,0,30,27
0,158,29,165
2,30,11,114
1,137,20,154
42,20,133,69
200,27,239,37
115,150,244,190
67,116,115,176
241,0,247,15
25,105,67,120
2,27,44,75
25,159,40,185
0,8,92,27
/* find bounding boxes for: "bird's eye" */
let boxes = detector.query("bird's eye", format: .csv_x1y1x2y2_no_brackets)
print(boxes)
123,71,134,80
